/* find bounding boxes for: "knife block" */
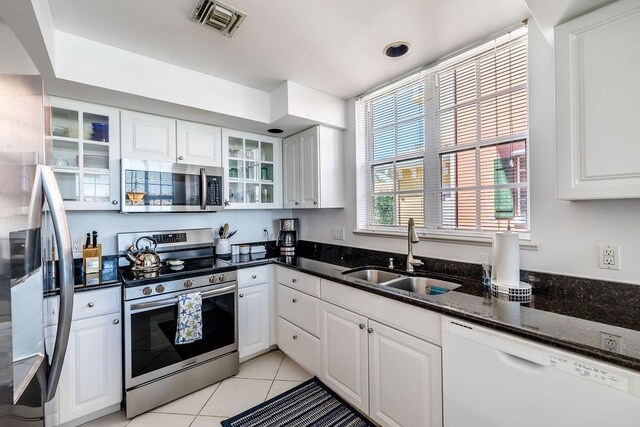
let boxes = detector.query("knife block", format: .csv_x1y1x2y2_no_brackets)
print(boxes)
83,245,102,274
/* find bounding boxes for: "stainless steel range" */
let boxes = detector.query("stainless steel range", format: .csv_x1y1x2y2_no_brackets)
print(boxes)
117,229,239,419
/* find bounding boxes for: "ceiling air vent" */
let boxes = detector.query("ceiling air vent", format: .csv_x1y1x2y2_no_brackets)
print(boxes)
190,0,247,38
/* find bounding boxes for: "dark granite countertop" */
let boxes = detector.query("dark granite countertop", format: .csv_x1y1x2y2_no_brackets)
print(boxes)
44,256,121,297
269,256,640,372
43,241,640,371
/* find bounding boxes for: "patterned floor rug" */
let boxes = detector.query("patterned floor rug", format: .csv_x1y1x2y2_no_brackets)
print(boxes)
221,377,375,426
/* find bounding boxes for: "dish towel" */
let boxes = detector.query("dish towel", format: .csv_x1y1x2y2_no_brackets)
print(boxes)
175,292,203,345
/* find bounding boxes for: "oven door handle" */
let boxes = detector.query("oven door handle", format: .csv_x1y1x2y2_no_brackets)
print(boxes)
200,168,207,210
130,284,236,311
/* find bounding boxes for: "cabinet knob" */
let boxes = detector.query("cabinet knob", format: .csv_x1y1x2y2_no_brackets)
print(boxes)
179,156,184,160
252,274,257,279
294,201,299,205
292,278,297,283
367,327,373,334
112,200,118,205
224,200,230,206
113,319,119,325
87,302,95,308
239,293,244,298
359,323,365,329
313,201,318,205
293,335,298,340
292,298,297,303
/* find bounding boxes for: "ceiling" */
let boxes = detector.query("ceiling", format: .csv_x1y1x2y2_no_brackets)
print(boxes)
48,0,530,99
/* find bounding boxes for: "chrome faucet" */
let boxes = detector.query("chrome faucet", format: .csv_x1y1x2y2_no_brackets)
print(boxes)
406,218,424,272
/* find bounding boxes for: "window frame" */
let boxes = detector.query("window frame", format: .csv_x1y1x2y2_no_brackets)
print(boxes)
357,25,531,241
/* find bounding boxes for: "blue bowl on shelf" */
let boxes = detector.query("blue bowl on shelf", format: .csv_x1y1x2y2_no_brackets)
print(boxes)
91,122,108,141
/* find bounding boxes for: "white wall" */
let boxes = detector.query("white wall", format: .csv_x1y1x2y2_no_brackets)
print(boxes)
67,209,291,256
0,22,38,74
296,22,640,285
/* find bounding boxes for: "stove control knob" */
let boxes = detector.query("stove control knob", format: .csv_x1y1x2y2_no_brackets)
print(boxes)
209,275,216,284
155,284,165,293
142,287,152,296
184,279,193,288
218,274,226,282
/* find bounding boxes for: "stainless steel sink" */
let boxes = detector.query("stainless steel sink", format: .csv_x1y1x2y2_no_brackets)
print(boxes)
342,268,403,284
382,276,461,296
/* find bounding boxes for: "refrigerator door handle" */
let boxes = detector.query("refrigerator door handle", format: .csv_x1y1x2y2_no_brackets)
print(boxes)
40,165,74,402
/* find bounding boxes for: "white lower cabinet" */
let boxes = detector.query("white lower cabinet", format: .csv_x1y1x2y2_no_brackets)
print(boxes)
57,313,122,425
320,302,369,413
368,320,442,427
314,281,443,427
44,288,122,427
238,283,270,359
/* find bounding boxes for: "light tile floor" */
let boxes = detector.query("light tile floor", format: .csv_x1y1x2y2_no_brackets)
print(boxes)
82,351,312,427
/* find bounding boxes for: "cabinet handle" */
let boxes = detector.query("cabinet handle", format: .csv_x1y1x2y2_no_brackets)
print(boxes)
359,323,365,329
112,200,118,205
292,278,297,283
113,319,119,325
252,274,257,279
224,200,230,206
87,302,95,308
293,335,298,340
292,298,297,303
367,327,373,334
179,156,184,160
239,293,244,298
294,201,299,205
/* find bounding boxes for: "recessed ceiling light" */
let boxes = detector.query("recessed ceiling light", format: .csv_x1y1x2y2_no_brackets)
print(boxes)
267,128,284,134
384,42,411,58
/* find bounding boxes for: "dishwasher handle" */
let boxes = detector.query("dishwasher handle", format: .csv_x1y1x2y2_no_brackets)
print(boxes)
496,350,545,374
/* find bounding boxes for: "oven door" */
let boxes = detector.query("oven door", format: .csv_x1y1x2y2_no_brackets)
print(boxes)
124,283,237,389
121,159,224,212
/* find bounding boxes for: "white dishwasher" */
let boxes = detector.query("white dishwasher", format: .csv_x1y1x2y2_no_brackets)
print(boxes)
442,317,640,427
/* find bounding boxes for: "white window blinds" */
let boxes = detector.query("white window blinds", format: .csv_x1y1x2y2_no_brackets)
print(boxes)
356,25,528,235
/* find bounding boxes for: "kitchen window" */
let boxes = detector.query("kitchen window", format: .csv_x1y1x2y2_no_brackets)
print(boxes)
356,25,529,238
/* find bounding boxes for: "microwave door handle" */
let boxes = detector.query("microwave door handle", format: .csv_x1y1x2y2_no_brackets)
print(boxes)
130,285,236,311
200,168,207,210
41,165,74,402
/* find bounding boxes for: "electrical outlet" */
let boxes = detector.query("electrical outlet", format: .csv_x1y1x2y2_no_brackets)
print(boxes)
598,244,620,270
72,237,82,257
331,227,345,241
600,332,622,353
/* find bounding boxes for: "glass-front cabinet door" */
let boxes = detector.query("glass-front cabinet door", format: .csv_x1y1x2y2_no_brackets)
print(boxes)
48,97,120,210
222,129,282,209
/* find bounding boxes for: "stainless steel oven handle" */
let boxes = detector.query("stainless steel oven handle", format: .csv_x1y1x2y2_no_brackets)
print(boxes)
130,284,236,311
200,168,207,210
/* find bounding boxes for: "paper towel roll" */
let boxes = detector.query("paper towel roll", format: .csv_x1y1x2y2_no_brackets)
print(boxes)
493,231,520,288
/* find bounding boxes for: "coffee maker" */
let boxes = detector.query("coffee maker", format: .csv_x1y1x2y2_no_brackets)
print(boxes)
277,218,298,256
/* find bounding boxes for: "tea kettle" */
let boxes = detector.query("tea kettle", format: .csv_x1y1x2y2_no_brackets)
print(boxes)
125,236,162,271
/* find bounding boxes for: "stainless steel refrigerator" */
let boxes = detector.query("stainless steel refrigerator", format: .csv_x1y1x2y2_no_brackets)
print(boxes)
0,74,74,426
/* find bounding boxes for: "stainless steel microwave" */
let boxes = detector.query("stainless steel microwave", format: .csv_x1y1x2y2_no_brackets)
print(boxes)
121,159,224,213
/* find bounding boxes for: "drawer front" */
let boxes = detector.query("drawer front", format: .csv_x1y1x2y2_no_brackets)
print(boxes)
278,284,320,337
278,317,319,375
276,266,320,297
73,287,121,321
238,265,269,288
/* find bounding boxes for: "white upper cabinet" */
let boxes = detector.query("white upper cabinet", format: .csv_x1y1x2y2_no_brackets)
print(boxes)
556,0,640,199
221,129,282,209
121,111,222,168
283,135,300,207
49,97,121,210
121,110,176,163
176,120,222,167
283,125,344,209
